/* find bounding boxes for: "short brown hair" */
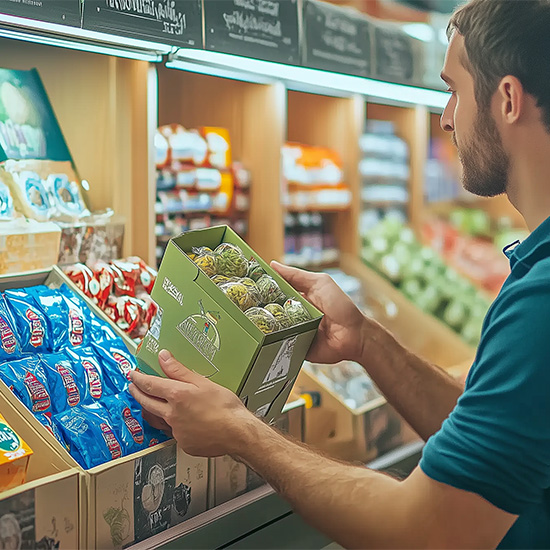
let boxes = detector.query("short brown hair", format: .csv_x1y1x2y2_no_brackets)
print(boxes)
448,0,550,131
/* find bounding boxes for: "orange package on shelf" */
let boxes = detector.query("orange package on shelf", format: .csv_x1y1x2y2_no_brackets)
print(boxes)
199,127,232,170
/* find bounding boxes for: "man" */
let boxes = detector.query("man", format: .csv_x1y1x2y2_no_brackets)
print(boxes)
129,0,550,547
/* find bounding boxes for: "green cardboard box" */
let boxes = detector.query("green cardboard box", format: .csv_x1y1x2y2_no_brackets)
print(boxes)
136,226,322,423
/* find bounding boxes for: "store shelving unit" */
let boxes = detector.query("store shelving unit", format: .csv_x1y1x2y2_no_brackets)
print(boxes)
0,9,484,548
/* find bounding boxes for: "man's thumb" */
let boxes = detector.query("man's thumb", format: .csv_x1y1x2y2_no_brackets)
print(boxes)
271,261,314,293
158,350,202,384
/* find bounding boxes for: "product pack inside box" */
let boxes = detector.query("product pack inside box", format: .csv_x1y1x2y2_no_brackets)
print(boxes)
137,225,322,423
0,268,209,549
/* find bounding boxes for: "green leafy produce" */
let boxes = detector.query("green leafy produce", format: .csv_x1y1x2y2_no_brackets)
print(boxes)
265,303,292,329
193,252,217,277
220,281,258,311
239,277,261,303
284,298,312,325
247,258,267,282
256,274,286,305
215,243,249,278
245,307,279,334
442,299,468,330
211,274,231,286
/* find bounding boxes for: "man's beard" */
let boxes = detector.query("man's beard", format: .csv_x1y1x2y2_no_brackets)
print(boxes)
454,109,509,197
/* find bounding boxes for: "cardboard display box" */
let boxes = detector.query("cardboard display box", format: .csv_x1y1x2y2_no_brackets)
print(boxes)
210,397,306,508
0,268,209,549
296,370,418,463
137,226,322,424
0,391,80,549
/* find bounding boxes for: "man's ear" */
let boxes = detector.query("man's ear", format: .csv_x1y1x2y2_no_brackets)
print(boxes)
496,75,524,125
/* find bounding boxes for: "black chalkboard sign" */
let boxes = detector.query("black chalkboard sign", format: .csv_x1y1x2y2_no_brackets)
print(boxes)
374,23,417,85
0,0,80,27
204,0,300,65
82,0,202,49
303,0,372,78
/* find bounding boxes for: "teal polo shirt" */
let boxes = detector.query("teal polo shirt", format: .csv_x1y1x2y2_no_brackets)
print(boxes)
420,215,550,549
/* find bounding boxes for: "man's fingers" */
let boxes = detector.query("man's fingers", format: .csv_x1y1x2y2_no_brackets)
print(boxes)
130,369,175,399
158,350,204,385
270,261,316,293
142,409,173,435
129,383,170,420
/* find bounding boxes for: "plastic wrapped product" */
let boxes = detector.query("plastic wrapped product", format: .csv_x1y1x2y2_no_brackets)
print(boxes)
256,275,286,306
143,421,170,448
90,314,119,346
110,260,141,297
39,352,90,413
264,303,292,329
246,258,267,282
0,356,52,414
102,393,146,455
28,286,70,351
125,256,157,294
63,263,96,298
58,284,92,348
284,299,312,326
0,295,21,361
4,288,50,353
244,307,279,334
10,171,54,222
92,338,136,393
56,403,124,468
191,250,217,278
34,412,69,451
214,243,248,278
46,173,89,219
219,281,258,311
88,261,115,308
0,180,15,221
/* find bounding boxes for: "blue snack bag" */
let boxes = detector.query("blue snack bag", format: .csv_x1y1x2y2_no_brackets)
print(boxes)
92,338,136,393
64,346,114,401
143,420,170,448
34,411,70,451
91,315,118,344
58,284,91,349
0,356,52,413
102,393,146,455
56,402,125,469
39,352,90,413
0,295,21,361
4,288,51,353
28,286,69,351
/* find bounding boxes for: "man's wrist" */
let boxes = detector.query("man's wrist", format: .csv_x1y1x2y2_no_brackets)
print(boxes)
226,408,273,460
352,314,394,365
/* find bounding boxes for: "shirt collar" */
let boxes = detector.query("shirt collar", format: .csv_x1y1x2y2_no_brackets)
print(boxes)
503,215,550,271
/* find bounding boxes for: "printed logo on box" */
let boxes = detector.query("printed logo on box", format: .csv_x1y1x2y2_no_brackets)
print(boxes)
162,277,184,306
0,423,20,453
176,300,220,374
262,336,297,386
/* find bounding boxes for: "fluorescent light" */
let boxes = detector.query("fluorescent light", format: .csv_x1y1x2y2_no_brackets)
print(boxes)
0,13,174,60
169,50,450,109
0,26,161,61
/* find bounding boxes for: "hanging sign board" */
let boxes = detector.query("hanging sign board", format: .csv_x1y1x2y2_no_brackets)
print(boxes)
0,0,80,27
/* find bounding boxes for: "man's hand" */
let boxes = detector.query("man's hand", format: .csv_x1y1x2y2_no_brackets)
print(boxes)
272,261,379,364
129,350,258,457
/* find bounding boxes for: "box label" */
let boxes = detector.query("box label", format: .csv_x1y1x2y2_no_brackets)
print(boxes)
0,0,80,27
175,299,221,374
0,488,36,547
303,0,373,77
257,335,297,393
82,0,203,48
204,0,301,64
133,445,177,544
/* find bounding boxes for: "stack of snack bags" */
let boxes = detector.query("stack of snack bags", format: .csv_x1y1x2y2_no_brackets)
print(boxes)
64,257,157,342
0,283,168,470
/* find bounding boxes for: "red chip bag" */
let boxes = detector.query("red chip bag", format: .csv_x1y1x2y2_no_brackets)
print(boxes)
110,261,140,297
126,257,157,294
90,262,115,308
64,264,95,297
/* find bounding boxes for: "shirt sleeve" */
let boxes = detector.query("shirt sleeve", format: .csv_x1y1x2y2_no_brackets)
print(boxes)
420,275,550,515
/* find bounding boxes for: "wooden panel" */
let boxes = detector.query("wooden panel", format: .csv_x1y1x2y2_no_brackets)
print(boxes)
366,102,428,236
287,91,363,257
157,68,286,261
0,39,152,259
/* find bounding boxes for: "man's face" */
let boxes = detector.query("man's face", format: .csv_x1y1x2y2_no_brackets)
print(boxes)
440,32,509,197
